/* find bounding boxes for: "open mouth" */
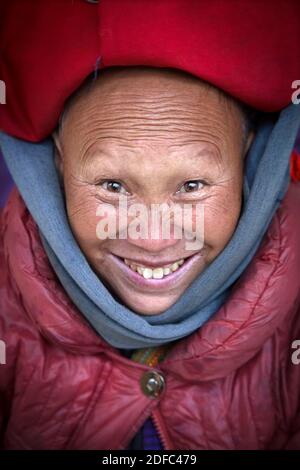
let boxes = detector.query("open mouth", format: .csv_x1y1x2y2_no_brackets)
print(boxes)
123,257,184,279
108,251,204,291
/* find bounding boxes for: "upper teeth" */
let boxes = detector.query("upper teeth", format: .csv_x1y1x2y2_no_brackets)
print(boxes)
124,258,184,279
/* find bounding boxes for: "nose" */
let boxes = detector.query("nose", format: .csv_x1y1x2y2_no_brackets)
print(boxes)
124,210,181,253
127,234,179,253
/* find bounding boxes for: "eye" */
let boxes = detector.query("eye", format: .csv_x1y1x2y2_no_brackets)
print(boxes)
100,180,128,194
177,180,206,193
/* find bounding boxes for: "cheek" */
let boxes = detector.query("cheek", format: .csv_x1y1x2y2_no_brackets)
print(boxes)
64,185,105,251
202,188,242,251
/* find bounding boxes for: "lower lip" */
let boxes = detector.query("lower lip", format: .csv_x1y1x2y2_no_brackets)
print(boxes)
108,252,205,291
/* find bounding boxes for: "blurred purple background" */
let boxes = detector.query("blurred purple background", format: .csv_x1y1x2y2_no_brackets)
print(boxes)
0,148,13,208
1,128,300,209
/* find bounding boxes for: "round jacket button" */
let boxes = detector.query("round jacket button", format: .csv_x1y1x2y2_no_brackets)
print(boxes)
140,370,165,398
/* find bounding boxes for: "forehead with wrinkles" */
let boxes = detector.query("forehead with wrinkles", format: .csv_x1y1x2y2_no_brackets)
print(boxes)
58,66,245,163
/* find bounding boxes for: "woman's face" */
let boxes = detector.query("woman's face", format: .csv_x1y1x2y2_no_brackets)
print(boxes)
53,68,253,315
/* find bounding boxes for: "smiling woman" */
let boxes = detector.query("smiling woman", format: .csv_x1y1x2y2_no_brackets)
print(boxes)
0,0,300,453
51,66,255,315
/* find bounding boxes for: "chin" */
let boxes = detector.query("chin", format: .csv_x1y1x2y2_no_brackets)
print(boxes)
118,293,180,316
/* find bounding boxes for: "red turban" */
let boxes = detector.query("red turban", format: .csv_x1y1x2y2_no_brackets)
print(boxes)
0,0,299,141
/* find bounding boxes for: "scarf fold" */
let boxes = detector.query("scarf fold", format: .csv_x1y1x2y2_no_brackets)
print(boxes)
0,103,299,349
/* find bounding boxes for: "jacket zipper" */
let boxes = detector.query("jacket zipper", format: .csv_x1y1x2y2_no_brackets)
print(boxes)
151,407,171,450
120,400,171,450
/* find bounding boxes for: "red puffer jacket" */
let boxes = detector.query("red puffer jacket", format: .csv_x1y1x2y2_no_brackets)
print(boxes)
0,183,300,450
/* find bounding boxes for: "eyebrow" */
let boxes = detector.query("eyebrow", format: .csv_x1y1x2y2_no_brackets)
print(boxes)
80,136,138,164
167,142,224,167
80,140,224,169
80,144,111,166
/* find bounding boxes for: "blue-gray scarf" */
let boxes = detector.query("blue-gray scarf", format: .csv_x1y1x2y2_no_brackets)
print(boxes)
0,103,299,349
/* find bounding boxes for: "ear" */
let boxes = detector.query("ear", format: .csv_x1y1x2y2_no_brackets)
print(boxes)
243,130,255,157
52,131,64,177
